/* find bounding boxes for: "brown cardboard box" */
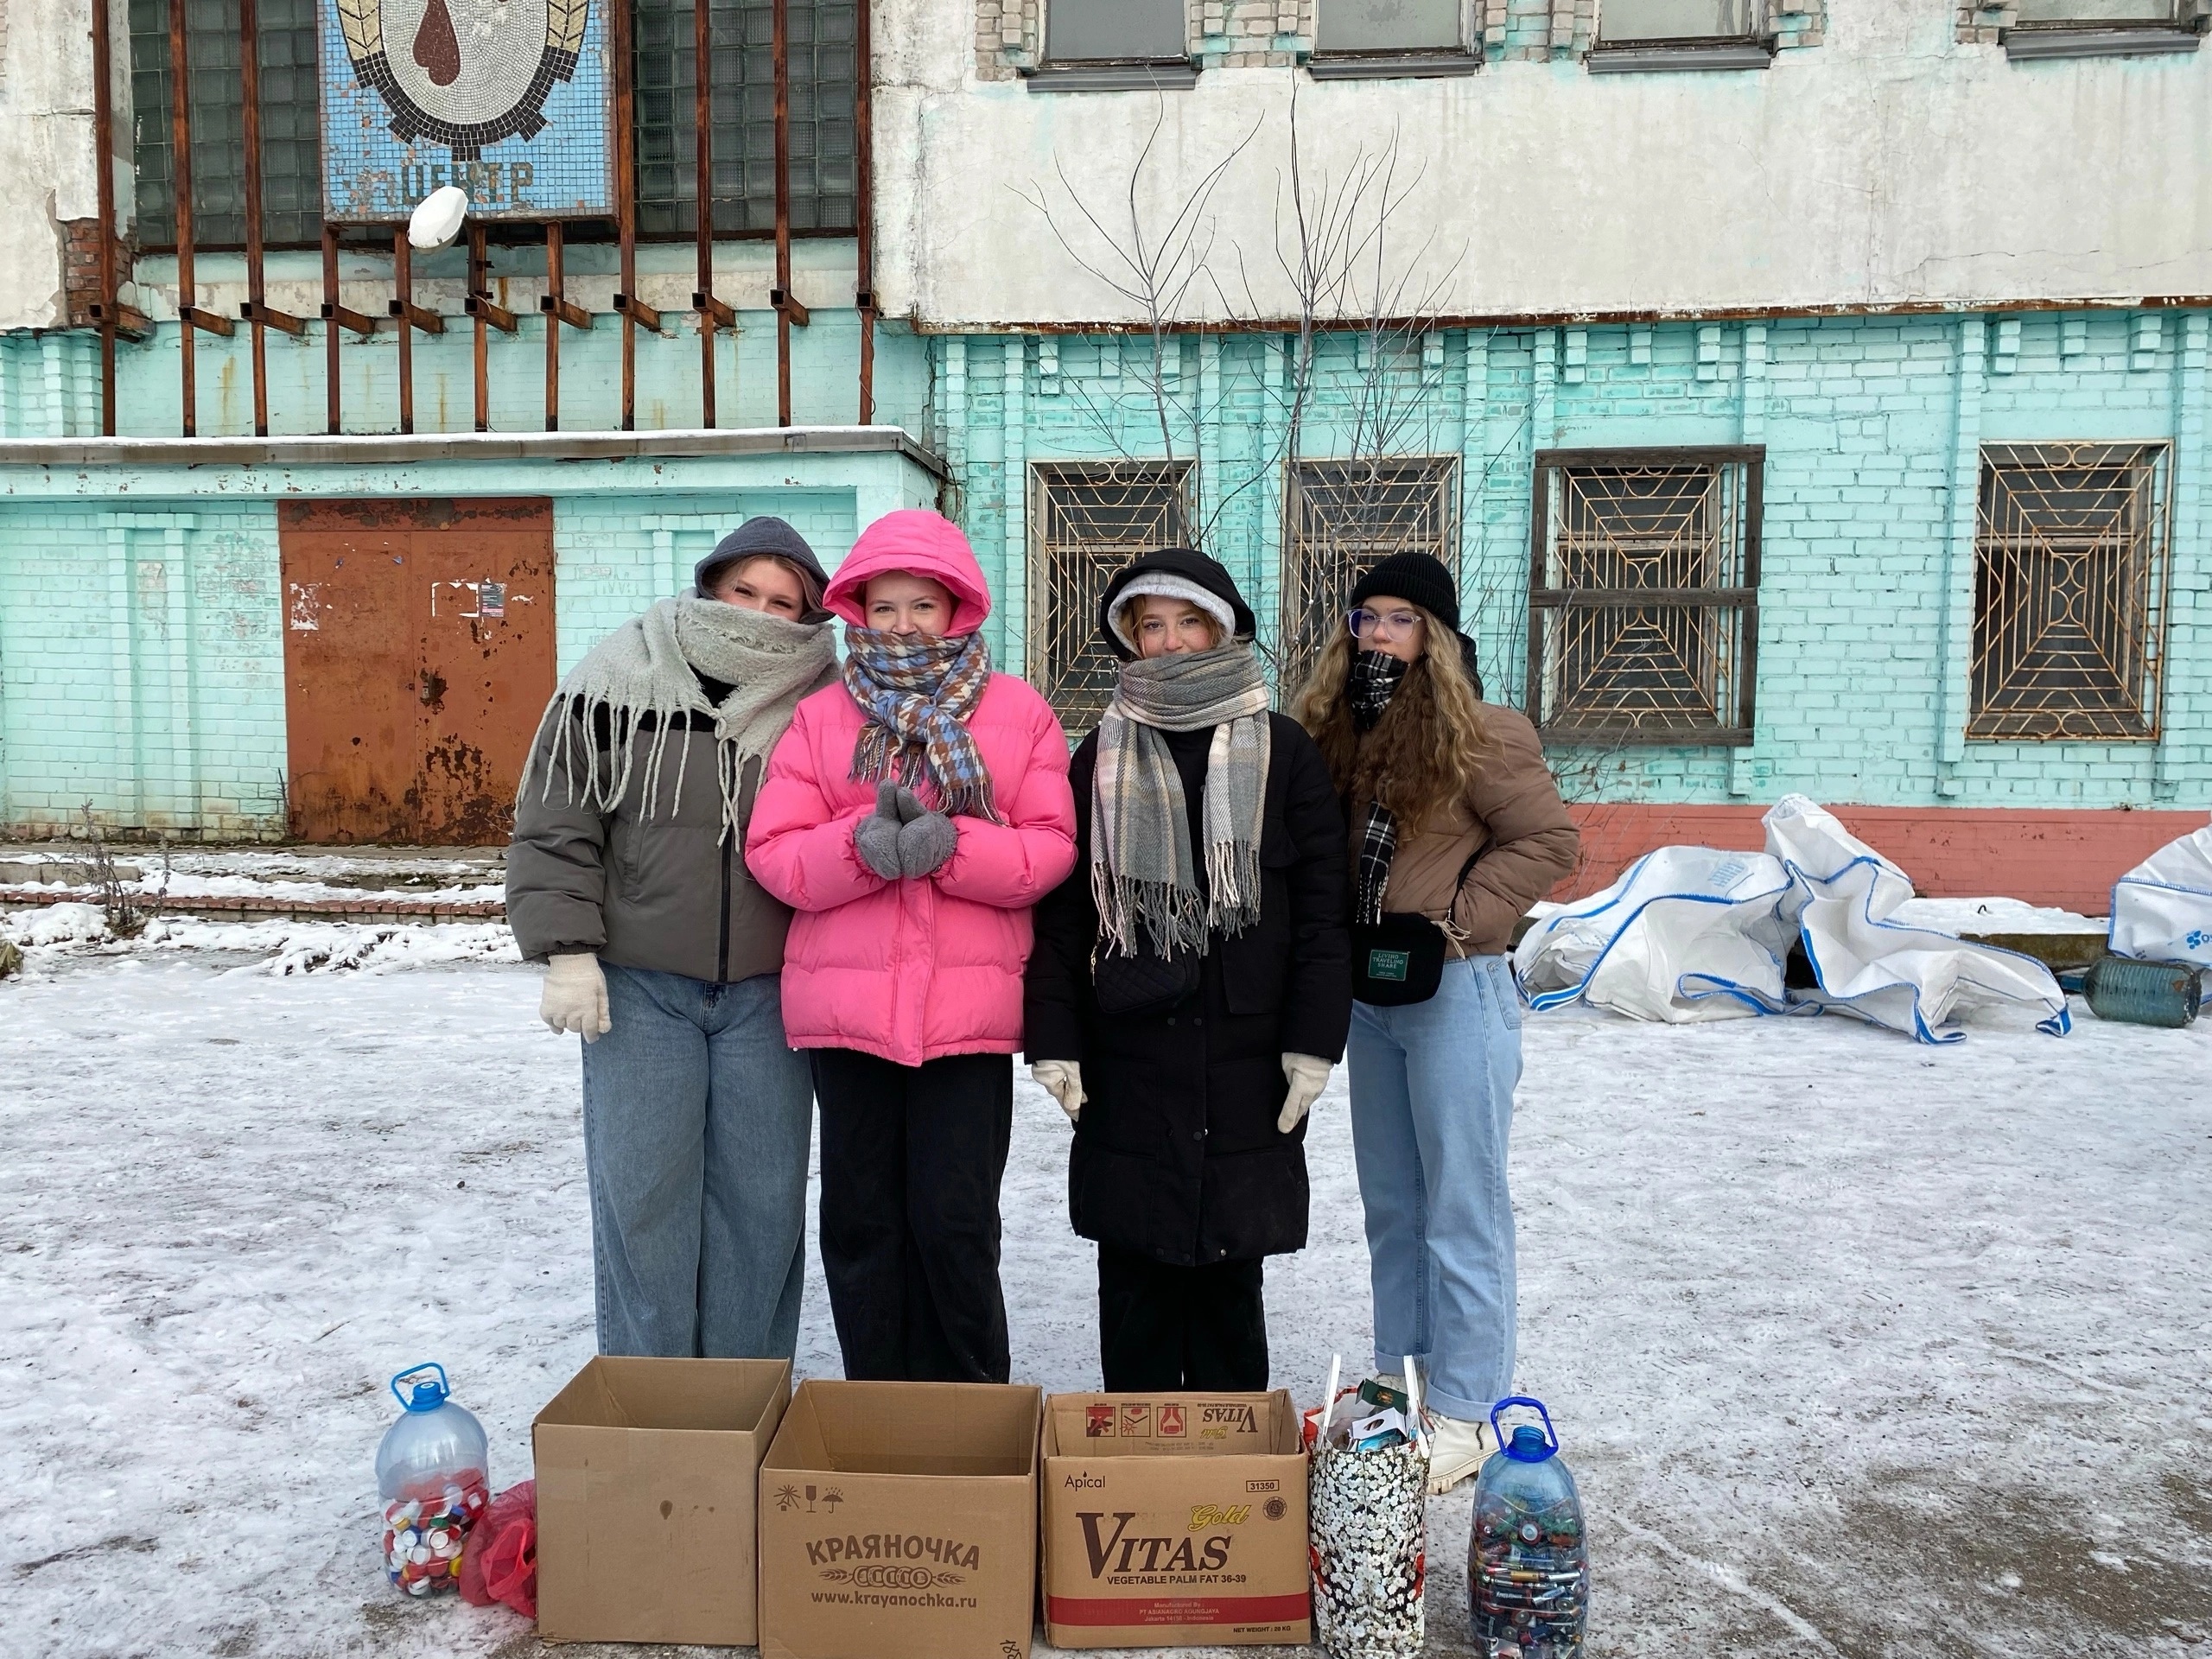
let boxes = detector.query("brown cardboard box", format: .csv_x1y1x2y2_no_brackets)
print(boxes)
533,1356,791,1646
757,1380,1041,1659
1041,1391,1312,1649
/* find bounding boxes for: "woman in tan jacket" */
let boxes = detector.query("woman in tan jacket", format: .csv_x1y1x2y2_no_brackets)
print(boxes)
1295,552,1579,1495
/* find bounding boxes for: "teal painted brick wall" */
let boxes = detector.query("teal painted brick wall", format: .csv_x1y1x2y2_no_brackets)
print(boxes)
934,309,2210,813
0,504,289,835
0,450,935,836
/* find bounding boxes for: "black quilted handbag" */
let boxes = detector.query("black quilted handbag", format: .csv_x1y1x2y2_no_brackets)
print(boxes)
1092,938,1203,1018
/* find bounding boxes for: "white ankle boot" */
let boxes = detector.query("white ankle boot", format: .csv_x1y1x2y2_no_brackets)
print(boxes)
1424,1413,1496,1495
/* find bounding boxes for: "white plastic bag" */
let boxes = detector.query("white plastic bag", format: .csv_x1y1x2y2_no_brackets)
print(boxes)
1763,798,2070,1042
1512,797,2071,1042
1513,845,1796,1023
2107,819,2212,971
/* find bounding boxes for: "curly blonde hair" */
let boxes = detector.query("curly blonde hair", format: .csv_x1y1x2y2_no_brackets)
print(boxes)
1293,607,1497,833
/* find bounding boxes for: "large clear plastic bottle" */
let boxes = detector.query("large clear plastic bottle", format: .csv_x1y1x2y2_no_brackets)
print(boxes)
376,1363,490,1598
1469,1397,1587,1659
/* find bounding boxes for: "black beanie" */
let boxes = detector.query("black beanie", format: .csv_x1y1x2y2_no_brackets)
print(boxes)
1348,551,1459,634
692,517,832,614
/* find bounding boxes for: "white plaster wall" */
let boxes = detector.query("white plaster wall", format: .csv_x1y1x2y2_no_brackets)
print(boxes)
875,0,2212,326
0,0,124,332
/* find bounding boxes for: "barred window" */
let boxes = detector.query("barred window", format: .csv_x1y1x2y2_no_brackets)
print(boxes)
129,0,324,250
1027,461,1193,732
633,0,856,236
1282,458,1460,696
1969,442,2172,741
1529,448,1761,744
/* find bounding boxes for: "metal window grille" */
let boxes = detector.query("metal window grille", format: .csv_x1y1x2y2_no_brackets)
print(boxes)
1027,461,1193,731
1529,448,1761,744
1282,457,1460,696
129,0,323,250
633,0,855,236
1969,442,2172,741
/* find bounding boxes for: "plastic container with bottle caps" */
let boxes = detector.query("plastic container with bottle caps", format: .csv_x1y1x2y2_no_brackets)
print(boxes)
1469,1396,1586,1659
376,1363,490,1598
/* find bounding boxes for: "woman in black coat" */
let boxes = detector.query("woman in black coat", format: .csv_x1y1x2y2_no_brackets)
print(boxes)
1025,548,1351,1391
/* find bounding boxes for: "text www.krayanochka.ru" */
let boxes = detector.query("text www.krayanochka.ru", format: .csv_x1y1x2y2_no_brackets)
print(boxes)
810,1590,979,1608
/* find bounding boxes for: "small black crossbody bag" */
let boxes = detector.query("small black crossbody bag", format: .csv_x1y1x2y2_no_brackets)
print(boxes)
1091,938,1204,1018
1350,849,1482,1007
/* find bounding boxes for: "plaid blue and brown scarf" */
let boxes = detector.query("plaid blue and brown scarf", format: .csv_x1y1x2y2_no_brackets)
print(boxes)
842,627,1001,823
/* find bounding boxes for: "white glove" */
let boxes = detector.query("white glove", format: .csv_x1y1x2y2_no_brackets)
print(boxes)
1278,1052,1332,1133
1031,1059,1085,1124
541,952,612,1040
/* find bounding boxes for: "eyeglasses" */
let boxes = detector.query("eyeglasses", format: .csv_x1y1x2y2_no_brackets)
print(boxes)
1348,607,1423,640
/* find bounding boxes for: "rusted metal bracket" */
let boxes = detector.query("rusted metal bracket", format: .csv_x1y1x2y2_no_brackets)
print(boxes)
181,306,236,337
389,298,447,334
466,293,520,334
770,289,810,327
88,301,152,342
613,293,667,334
540,295,594,330
694,293,737,329
321,301,380,336
238,300,307,337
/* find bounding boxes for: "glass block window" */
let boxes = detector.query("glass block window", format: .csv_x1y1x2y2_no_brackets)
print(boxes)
1046,0,1188,60
1597,0,1761,41
632,0,855,236
1315,0,1465,51
129,0,324,250
1969,442,2172,741
1028,461,1193,732
1283,457,1460,695
1529,448,1762,744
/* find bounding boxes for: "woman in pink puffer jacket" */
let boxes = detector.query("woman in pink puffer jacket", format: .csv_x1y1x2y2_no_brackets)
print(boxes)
746,508,1077,1382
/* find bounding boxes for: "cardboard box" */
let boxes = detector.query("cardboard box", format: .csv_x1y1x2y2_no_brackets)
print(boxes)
533,1356,791,1647
1041,1390,1312,1649
756,1380,1041,1659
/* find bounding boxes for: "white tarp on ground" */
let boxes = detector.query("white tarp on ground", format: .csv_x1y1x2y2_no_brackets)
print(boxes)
2107,817,2212,972
1515,796,2071,1043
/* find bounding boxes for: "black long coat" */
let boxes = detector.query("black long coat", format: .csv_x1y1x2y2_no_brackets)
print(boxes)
1024,713,1352,1268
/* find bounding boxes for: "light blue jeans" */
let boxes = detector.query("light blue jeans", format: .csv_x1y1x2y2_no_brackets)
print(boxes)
581,964,814,1359
1348,953,1523,1423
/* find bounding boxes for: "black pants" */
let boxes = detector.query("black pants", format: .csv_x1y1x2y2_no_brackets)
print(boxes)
812,1048,1014,1382
1097,1243,1268,1391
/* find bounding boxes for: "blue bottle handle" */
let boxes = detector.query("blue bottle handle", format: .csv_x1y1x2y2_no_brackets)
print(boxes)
390,1362,450,1411
1489,1395,1560,1457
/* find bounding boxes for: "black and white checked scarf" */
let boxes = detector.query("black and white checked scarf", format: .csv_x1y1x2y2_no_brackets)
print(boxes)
1349,652,1408,925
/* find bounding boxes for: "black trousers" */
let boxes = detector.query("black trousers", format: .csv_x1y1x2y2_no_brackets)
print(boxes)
1097,1243,1268,1392
811,1047,1014,1382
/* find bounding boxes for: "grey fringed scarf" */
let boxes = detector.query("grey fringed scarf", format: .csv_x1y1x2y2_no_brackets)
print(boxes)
1091,642,1272,958
518,598,836,840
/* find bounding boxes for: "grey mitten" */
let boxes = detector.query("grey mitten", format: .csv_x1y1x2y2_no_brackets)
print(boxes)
898,810,958,878
852,781,905,880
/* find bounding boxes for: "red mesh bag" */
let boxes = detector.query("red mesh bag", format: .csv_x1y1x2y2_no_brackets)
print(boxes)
457,1479,536,1619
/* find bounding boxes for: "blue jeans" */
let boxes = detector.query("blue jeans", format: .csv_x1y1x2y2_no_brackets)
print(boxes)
1348,954,1523,1422
581,964,814,1358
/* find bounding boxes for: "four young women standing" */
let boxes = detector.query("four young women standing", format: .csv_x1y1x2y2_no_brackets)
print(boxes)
515,514,1573,1460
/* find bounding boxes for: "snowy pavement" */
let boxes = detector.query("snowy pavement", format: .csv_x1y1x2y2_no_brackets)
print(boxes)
4,950,2209,1659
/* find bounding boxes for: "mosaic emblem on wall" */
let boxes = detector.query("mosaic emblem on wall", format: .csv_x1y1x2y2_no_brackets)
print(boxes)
321,0,613,219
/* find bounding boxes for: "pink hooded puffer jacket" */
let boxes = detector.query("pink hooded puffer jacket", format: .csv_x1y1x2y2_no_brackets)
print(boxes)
745,510,1077,1066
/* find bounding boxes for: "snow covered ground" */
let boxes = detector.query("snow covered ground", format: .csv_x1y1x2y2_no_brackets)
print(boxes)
4,943,2209,1659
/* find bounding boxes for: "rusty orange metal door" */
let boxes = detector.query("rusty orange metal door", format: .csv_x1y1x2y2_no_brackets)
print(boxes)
280,499,556,843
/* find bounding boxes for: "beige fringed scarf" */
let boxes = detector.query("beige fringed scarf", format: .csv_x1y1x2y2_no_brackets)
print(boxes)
518,598,836,840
